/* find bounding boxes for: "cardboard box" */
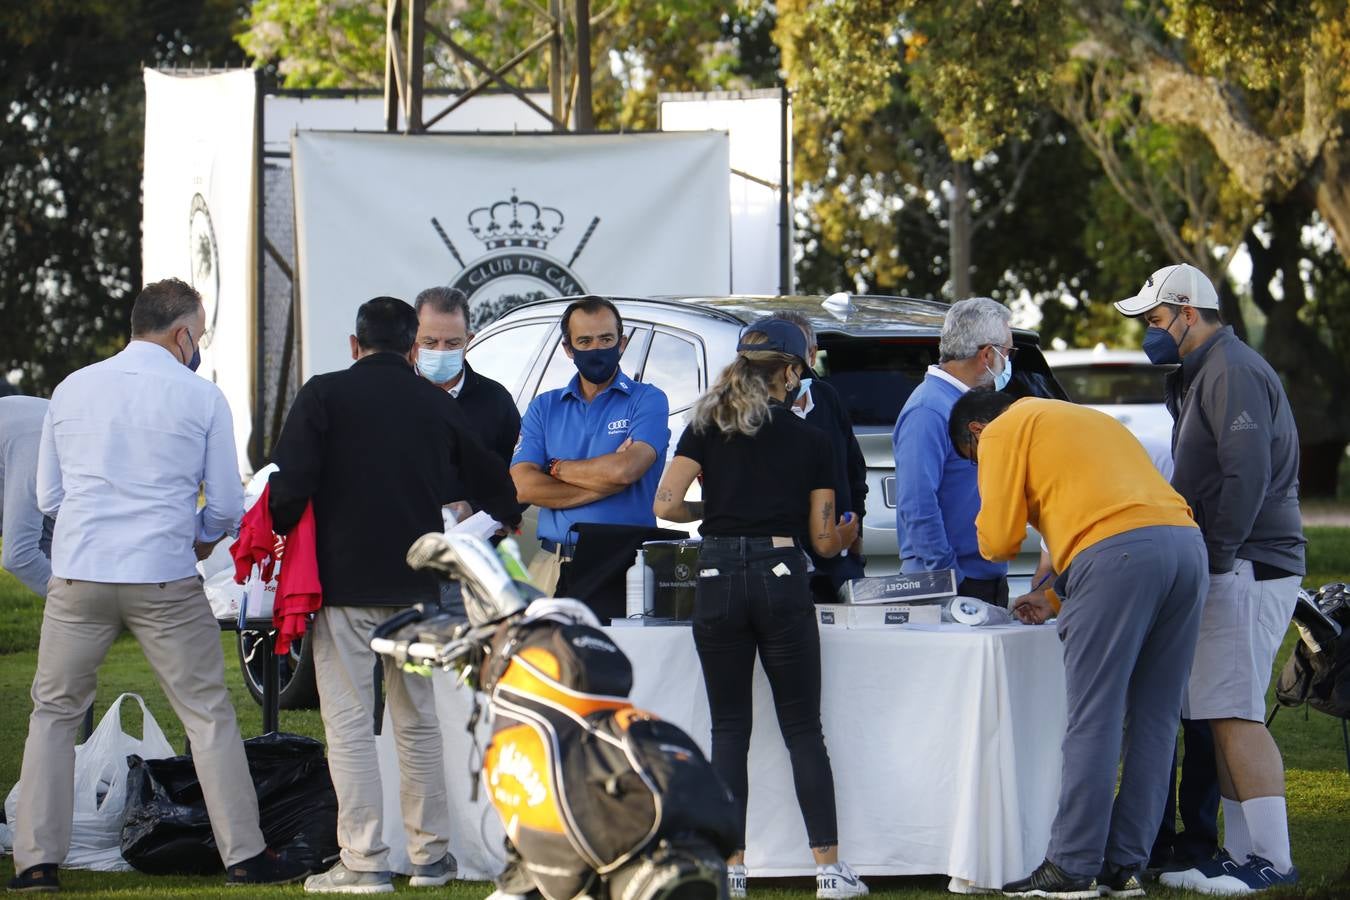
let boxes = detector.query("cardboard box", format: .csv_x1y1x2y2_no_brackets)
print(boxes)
839,569,957,605
816,602,944,628
641,539,701,620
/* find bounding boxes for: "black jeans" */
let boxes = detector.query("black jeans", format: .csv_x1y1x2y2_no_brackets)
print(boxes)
692,536,838,850
958,575,1009,608
1150,718,1220,867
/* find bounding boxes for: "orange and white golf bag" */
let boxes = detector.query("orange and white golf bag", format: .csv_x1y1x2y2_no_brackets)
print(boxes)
371,533,738,900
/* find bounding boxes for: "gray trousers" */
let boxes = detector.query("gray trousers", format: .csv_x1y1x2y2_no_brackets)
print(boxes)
311,605,451,872
15,577,265,870
1046,525,1208,879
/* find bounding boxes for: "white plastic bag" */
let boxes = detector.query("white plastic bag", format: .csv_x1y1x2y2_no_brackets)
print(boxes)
4,693,174,871
239,463,280,623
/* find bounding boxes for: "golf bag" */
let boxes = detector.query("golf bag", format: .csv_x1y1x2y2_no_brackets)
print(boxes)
1275,583,1350,720
371,534,738,900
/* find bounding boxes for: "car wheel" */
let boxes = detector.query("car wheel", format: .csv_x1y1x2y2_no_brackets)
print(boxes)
237,629,319,710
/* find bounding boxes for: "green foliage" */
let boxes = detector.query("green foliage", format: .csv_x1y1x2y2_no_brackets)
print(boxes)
0,0,245,393
239,0,775,130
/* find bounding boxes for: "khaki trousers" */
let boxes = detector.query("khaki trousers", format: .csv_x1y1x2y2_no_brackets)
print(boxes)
525,546,566,597
311,605,450,872
15,576,265,870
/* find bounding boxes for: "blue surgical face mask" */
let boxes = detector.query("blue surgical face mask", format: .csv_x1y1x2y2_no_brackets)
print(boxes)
572,344,623,385
417,347,464,384
798,377,813,397
182,327,201,372
986,347,1012,392
1142,310,1189,365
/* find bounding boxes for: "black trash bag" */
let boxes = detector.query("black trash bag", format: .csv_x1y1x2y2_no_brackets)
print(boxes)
120,732,339,875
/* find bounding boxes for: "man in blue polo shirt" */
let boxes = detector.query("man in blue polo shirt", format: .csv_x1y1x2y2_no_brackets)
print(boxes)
511,296,670,595
892,297,1012,605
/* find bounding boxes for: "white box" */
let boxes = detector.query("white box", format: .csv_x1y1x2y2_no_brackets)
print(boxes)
815,603,943,628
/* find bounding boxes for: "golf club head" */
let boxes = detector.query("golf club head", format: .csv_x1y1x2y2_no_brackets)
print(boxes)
406,532,527,627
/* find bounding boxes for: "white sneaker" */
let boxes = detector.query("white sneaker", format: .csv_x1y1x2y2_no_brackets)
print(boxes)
816,861,868,899
727,863,747,899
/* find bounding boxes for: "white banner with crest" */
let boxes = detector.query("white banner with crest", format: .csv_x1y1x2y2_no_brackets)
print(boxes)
290,131,731,378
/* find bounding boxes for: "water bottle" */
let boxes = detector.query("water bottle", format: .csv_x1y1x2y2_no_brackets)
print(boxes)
625,548,654,619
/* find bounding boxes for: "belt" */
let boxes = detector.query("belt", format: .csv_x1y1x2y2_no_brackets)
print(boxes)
701,536,799,550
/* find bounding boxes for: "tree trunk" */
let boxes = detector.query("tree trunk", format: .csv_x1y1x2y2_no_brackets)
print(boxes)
1246,202,1350,498
948,160,972,300
1303,144,1350,270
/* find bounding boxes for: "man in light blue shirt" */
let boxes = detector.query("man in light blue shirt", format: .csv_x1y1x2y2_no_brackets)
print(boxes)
11,279,303,892
891,297,1013,606
0,395,53,596
511,296,670,595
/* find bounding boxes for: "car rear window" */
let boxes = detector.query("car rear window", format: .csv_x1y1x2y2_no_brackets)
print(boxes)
815,334,1065,426
1055,364,1169,405
814,337,937,426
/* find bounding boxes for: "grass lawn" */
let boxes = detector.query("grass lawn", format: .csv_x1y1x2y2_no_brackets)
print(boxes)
0,530,1348,897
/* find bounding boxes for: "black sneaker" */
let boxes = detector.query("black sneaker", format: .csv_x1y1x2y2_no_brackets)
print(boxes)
225,848,311,886
1002,859,1098,898
1096,862,1144,897
6,864,59,893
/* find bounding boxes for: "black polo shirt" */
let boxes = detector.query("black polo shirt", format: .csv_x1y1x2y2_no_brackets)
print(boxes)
448,361,520,466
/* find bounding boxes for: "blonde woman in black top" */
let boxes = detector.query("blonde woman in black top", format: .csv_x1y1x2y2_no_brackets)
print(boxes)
654,318,865,900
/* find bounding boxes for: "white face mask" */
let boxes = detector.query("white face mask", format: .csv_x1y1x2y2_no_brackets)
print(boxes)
417,348,464,384
985,346,1012,392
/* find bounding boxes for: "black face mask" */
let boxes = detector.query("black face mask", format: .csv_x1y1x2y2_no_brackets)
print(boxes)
779,367,804,406
571,344,622,385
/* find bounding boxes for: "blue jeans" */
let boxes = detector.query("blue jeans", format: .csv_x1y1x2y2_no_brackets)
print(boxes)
692,536,838,850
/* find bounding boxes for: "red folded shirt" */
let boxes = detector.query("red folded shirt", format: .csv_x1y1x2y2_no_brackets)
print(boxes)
230,483,323,655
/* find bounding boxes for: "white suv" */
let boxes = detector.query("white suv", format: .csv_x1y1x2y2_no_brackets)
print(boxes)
468,293,1071,588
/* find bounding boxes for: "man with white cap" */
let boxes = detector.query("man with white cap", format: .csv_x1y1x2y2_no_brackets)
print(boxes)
1115,263,1305,894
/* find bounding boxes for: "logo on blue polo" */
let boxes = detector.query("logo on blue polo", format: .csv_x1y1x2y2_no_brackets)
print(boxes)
608,418,630,435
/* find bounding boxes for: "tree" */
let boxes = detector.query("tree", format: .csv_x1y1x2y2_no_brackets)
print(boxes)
776,0,1166,353
239,0,774,131
1,0,246,393
790,0,1350,494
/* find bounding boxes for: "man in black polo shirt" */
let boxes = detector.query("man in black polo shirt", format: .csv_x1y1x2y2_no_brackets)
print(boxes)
269,297,520,893
414,286,520,467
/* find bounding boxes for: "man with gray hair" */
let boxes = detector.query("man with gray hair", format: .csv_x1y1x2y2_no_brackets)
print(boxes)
11,278,306,892
891,297,1014,605
414,286,520,467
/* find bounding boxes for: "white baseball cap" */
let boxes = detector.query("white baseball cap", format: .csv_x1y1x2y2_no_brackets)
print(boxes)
1113,263,1220,316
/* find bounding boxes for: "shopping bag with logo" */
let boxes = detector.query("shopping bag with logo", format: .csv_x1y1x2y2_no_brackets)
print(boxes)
4,693,173,871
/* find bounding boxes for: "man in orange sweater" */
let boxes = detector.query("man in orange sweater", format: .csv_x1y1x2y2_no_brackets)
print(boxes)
949,392,1208,899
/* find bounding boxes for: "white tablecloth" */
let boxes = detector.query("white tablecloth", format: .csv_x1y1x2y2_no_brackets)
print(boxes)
375,622,1067,892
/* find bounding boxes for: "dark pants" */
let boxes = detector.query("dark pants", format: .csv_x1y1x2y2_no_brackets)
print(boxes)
692,536,838,850
807,548,866,604
1150,718,1220,867
958,575,1009,608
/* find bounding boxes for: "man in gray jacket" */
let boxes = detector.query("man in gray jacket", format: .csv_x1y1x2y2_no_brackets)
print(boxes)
1116,264,1305,894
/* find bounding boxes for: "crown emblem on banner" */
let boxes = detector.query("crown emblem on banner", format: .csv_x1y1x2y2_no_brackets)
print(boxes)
467,191,565,250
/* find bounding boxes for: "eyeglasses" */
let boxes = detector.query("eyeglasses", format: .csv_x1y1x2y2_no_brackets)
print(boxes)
980,343,1018,361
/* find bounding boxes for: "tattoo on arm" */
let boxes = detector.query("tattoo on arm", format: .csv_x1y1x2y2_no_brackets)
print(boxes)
656,487,674,503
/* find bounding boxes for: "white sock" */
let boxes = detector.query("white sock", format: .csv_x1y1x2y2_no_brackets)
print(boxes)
1221,797,1251,861
1240,796,1292,873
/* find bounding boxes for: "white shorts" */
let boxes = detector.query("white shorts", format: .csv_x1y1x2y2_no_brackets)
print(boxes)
1184,558,1299,721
